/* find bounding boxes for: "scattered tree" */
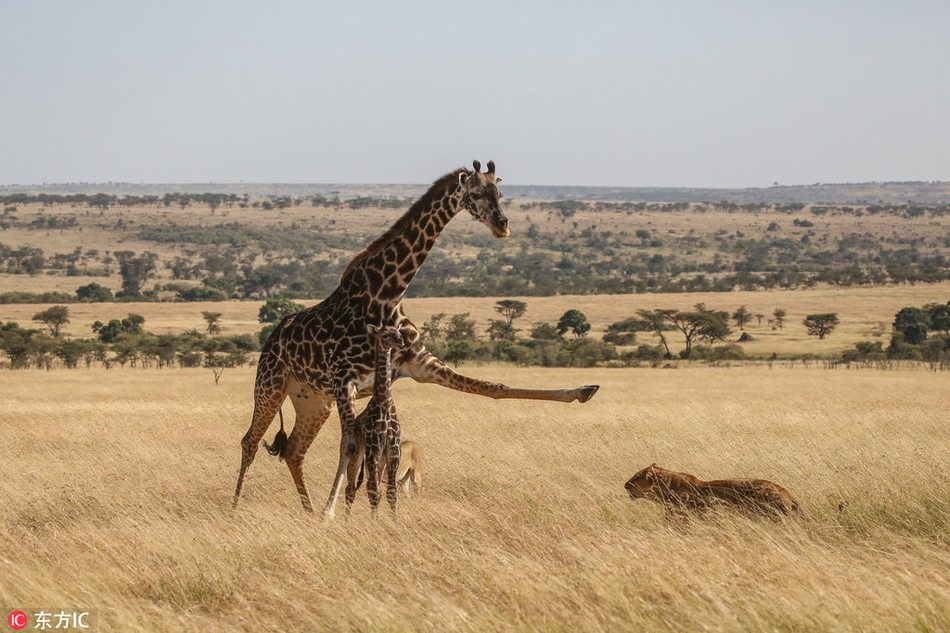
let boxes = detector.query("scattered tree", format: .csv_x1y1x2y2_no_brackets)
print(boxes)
927,302,950,336
486,319,516,343
667,307,731,358
202,311,223,334
731,305,752,330
494,299,527,326
75,282,114,302
557,309,591,338
258,298,305,324
602,317,642,346
114,251,159,297
803,313,840,340
92,313,145,343
636,309,674,358
893,307,930,345
443,313,478,367
772,307,788,330
529,322,560,341
32,305,70,337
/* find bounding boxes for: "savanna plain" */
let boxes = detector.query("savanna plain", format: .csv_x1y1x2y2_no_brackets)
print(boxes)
1,190,949,631
2,361,948,632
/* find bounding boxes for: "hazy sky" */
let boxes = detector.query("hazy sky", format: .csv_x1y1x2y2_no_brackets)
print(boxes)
2,2,949,188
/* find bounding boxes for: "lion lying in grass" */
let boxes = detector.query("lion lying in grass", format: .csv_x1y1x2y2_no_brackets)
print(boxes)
625,463,804,519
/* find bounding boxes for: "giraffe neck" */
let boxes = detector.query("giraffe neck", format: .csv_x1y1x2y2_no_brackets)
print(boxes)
373,344,393,403
343,176,465,303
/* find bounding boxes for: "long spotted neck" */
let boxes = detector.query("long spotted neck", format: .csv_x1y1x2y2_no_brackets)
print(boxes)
373,342,395,403
367,186,464,302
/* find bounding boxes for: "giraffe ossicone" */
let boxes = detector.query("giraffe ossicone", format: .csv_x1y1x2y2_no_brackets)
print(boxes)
232,160,599,514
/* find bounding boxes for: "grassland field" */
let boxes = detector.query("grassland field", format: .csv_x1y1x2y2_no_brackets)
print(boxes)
1,197,949,631
1,363,947,632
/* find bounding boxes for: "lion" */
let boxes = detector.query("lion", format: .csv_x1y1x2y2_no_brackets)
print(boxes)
355,439,425,497
392,439,424,497
625,463,804,519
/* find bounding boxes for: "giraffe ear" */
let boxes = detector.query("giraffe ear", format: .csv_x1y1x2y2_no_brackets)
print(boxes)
494,177,503,185
459,169,477,188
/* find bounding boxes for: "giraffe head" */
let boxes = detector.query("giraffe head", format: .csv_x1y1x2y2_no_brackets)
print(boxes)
367,323,407,352
458,159,509,238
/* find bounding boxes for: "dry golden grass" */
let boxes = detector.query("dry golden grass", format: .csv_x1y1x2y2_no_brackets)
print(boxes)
1,364,947,631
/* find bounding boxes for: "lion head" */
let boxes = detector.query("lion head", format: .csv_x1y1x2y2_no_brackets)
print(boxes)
625,463,662,500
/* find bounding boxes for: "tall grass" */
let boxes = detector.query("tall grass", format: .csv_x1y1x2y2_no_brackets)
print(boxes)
1,365,947,631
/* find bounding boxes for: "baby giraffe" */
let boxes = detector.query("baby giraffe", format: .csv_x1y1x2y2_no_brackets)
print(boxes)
344,323,406,517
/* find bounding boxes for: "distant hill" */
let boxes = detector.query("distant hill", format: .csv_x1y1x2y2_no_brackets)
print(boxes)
2,180,949,205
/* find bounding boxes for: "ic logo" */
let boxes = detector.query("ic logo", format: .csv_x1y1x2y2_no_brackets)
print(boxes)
7,611,28,631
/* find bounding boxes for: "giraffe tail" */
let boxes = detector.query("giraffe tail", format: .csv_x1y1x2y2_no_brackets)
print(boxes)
263,410,288,461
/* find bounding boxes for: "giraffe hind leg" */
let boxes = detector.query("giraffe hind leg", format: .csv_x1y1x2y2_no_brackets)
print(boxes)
283,397,333,513
344,439,365,513
233,392,286,508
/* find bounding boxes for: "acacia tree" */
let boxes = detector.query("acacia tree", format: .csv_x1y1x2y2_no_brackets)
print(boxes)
636,309,674,358
666,306,731,358
202,311,223,334
893,307,929,344
772,307,788,330
731,305,752,330
494,299,527,326
32,305,70,337
803,313,840,340
557,309,591,339
92,313,145,343
926,302,950,336
486,319,516,343
114,251,158,297
444,313,478,367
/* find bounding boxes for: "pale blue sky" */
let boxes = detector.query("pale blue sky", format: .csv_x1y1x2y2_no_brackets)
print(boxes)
2,1,948,187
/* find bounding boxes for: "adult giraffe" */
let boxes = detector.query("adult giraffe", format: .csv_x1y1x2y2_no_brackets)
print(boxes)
232,160,600,516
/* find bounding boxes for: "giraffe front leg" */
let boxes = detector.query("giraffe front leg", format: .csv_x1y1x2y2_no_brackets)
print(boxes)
386,434,401,518
366,449,382,517
322,384,359,520
344,440,365,514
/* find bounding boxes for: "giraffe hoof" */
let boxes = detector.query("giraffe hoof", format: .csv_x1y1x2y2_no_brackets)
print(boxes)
578,385,600,403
